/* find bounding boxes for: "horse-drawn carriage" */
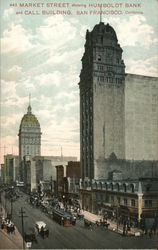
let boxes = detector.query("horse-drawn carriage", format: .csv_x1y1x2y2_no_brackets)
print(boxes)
35,221,49,238
25,232,37,244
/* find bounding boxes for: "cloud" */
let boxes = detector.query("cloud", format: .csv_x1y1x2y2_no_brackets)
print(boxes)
1,80,17,97
3,8,14,20
126,56,158,76
80,25,90,37
0,136,18,164
1,24,34,54
36,15,77,52
35,72,62,87
103,15,158,48
1,9,157,164
6,65,23,81
1,113,22,128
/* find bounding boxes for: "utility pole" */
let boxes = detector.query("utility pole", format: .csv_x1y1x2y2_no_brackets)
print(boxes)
10,198,13,219
19,207,27,249
4,191,7,215
116,205,119,232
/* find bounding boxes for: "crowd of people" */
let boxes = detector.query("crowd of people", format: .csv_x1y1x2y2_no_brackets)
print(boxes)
1,216,15,234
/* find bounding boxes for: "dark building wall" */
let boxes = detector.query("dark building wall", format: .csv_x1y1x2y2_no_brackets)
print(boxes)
94,158,158,180
35,156,44,182
79,23,126,180
66,161,80,178
56,165,64,196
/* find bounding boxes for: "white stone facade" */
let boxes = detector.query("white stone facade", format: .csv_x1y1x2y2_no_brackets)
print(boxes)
125,74,158,161
18,105,42,162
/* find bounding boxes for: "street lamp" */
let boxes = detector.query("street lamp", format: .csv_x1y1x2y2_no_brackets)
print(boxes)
63,195,65,207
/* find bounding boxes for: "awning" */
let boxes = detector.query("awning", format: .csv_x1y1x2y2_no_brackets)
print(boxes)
103,202,112,207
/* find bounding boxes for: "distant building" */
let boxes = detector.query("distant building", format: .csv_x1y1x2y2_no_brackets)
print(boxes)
3,154,19,184
23,155,77,192
42,156,77,182
56,161,81,200
0,164,4,184
56,165,64,197
18,102,42,180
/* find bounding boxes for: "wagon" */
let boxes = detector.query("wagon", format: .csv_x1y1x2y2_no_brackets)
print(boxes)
35,221,46,233
35,221,49,238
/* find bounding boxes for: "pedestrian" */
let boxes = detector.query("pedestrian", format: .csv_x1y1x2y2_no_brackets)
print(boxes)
46,229,49,238
13,224,15,234
7,224,10,234
123,226,126,236
153,226,156,235
89,223,92,231
149,229,152,238
41,226,44,239
61,217,64,226
1,222,4,230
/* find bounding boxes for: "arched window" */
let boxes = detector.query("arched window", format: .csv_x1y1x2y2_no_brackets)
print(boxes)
123,183,127,193
110,183,113,191
116,183,120,192
105,183,108,190
98,55,101,61
130,184,134,193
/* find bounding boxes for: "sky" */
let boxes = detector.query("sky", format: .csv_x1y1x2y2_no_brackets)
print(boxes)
0,0,158,164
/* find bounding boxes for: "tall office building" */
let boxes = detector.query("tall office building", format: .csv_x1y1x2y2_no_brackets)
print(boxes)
18,103,42,161
79,22,158,181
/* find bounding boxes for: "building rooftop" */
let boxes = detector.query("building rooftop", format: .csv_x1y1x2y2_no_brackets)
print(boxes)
20,105,40,128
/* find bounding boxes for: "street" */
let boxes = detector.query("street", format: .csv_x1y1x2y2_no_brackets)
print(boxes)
1,192,158,249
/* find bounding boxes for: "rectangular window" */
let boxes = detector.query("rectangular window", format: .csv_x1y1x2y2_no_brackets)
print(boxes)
107,66,112,71
144,200,152,208
98,76,104,82
111,196,114,203
124,198,128,206
98,55,101,61
100,193,103,201
109,77,113,83
117,196,120,204
106,195,109,203
97,65,103,71
131,199,135,207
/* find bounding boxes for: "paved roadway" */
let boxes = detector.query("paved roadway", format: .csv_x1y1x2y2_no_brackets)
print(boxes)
2,192,158,249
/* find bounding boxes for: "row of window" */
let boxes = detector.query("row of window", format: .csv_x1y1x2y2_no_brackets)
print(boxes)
21,138,40,144
110,196,135,207
23,146,40,156
97,55,120,64
97,194,153,208
97,65,122,72
97,76,123,84
94,182,135,193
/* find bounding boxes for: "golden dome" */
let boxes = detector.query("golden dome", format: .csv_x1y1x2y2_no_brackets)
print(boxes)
20,105,40,127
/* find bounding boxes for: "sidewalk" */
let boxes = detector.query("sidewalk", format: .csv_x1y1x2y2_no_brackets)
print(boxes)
82,210,142,236
0,205,26,249
0,228,24,249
